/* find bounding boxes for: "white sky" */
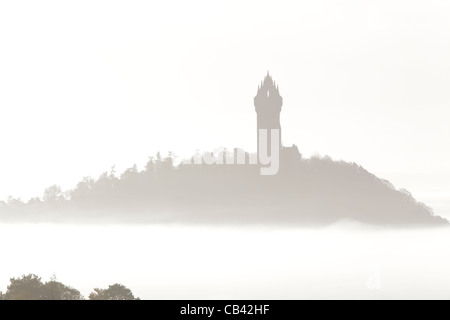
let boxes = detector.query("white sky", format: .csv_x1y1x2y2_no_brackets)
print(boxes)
1,0,449,207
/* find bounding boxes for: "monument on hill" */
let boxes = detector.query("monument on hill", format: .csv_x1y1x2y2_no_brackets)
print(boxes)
254,72,301,170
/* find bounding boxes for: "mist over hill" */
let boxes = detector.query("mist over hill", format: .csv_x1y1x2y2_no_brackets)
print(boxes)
0,150,446,226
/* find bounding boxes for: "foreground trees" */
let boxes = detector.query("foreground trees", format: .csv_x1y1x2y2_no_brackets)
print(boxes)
3,274,44,300
0,274,82,300
0,274,138,300
89,283,139,300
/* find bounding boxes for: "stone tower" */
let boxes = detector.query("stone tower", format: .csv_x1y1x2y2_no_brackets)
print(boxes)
254,72,282,163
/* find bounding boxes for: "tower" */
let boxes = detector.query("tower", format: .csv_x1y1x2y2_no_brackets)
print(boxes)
254,72,282,163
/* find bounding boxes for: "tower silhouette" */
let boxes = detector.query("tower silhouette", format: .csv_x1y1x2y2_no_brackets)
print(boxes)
254,72,282,163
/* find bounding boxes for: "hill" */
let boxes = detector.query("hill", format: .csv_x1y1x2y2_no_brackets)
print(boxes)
0,150,447,226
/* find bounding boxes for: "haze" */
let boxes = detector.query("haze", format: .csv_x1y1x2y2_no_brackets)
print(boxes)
1,223,450,299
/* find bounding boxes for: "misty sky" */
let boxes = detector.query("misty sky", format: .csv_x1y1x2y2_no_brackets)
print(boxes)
0,1,449,211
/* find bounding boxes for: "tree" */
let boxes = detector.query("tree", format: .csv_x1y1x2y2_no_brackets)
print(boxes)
27,197,42,205
2,274,83,300
120,164,138,180
89,283,139,300
42,280,83,300
3,274,45,300
145,156,156,174
6,195,24,206
70,176,96,200
43,185,64,202
161,152,175,172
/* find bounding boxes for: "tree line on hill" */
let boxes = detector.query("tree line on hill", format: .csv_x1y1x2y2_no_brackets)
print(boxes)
0,151,447,226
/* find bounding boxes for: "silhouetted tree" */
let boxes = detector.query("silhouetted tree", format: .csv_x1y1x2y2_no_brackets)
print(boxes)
43,185,64,202
1,274,83,300
70,176,95,201
145,156,156,174
120,164,138,180
27,197,42,205
89,283,139,300
42,280,83,300
161,152,175,172
3,274,44,300
6,195,23,206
